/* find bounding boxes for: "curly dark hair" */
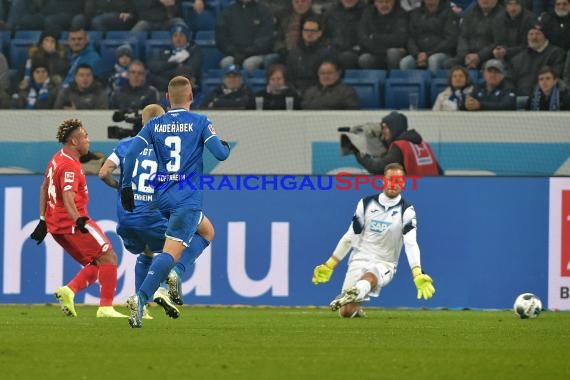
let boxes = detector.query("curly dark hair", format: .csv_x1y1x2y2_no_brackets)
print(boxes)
56,119,83,143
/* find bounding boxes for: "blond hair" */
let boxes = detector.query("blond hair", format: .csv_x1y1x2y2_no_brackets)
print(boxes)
141,104,165,125
56,119,83,143
167,76,193,105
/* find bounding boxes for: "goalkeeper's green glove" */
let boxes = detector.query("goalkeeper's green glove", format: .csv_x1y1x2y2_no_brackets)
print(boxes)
312,257,339,285
412,266,435,300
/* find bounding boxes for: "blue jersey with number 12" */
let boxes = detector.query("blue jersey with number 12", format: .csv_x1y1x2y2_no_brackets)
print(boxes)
114,138,165,230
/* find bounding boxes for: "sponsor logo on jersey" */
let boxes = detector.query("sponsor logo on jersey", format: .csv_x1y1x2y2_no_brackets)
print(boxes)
64,172,75,182
370,219,391,233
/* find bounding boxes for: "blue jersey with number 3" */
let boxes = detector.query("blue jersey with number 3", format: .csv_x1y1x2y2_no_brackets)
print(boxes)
137,108,219,209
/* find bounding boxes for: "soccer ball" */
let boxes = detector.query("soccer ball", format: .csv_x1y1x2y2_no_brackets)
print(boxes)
513,293,542,319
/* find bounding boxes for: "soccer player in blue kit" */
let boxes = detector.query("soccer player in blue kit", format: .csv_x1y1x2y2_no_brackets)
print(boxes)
120,76,230,328
99,104,215,320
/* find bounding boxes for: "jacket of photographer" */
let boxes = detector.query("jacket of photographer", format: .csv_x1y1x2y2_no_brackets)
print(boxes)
355,111,442,176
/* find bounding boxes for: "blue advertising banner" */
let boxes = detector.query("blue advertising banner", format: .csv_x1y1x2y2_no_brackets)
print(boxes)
0,175,548,309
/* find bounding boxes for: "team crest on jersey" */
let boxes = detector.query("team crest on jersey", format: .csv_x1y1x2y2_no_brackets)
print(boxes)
370,219,392,233
64,172,75,182
208,124,217,135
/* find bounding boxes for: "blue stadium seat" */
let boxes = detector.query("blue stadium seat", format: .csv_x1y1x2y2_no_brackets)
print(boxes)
435,69,449,79
468,69,479,85
195,31,224,73
105,30,148,43
384,78,427,110
389,69,431,83
9,39,34,70
150,31,170,40
343,69,386,108
182,1,217,32
245,77,265,94
14,30,41,41
430,78,448,107
343,79,381,109
200,76,223,99
144,39,171,63
99,39,140,74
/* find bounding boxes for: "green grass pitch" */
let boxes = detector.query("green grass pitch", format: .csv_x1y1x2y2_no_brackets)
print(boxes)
1,305,569,380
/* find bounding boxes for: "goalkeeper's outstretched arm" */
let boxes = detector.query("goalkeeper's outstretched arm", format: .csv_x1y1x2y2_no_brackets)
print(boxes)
312,231,352,285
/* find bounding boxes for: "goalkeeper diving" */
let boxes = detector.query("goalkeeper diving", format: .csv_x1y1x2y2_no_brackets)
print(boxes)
312,162,435,317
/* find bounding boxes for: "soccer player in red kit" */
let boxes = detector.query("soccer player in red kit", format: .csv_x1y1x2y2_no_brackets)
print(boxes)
30,119,127,318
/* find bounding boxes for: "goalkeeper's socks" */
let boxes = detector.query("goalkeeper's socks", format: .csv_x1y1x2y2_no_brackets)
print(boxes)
175,234,210,275
67,263,98,293
138,253,175,303
135,254,153,292
355,280,371,301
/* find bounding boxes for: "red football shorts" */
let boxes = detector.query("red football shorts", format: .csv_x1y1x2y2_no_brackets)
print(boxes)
52,220,113,266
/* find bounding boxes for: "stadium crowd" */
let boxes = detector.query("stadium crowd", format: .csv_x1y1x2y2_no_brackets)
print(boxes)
0,0,568,111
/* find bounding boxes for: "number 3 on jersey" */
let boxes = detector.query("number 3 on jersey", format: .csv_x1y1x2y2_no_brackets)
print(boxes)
165,136,181,172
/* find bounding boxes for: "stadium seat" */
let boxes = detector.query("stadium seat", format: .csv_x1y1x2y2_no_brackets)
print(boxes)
343,78,381,109
388,70,431,108
99,39,140,75
200,76,223,99
150,31,170,40
384,78,427,110
182,1,217,32
14,30,41,41
195,31,224,73
105,31,148,43
430,78,448,108
245,77,265,94
144,39,171,63
435,69,449,79
9,39,35,70
344,69,386,108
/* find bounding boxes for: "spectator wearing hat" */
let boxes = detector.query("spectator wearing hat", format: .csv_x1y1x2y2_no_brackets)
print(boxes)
14,59,60,110
464,59,517,110
20,31,69,89
446,0,504,70
354,111,442,176
510,21,565,95
200,64,255,109
131,0,185,32
54,63,108,109
110,60,159,110
107,44,134,93
526,65,570,110
216,0,277,73
492,0,535,66
75,0,137,31
147,23,203,92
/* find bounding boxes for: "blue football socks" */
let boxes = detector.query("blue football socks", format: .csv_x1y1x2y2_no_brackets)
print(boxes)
174,234,210,276
138,253,175,304
135,254,153,292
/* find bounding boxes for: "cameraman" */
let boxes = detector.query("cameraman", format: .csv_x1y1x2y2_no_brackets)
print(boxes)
109,61,159,110
353,111,443,176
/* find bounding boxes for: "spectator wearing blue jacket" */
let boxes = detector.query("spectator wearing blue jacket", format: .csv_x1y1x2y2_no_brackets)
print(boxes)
61,27,102,88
